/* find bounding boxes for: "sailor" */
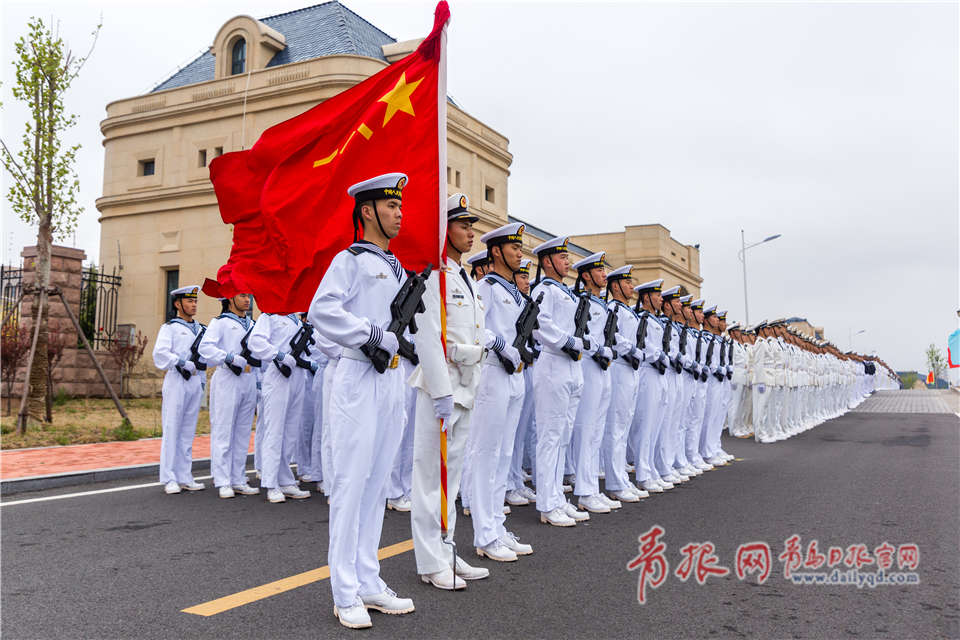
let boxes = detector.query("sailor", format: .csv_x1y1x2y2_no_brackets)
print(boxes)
408,193,489,590
308,172,415,629
680,298,712,472
197,292,260,498
152,285,207,494
464,221,534,562
627,279,673,493
466,250,491,281
569,252,618,514
506,258,538,507
698,306,728,464
601,265,647,502
246,311,313,503
703,310,734,463
751,320,779,443
653,286,686,485
725,323,751,438
672,295,703,478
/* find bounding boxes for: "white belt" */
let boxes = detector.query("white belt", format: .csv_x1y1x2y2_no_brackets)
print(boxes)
341,347,401,369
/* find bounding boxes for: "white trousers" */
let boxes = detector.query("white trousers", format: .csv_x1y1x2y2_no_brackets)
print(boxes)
699,377,723,459
327,359,406,609
654,371,681,477
159,370,202,484
411,391,471,575
259,364,305,489
507,367,536,492
296,371,318,479
673,373,695,470
387,378,417,500
320,360,337,494
601,362,639,492
208,367,257,488
533,351,583,513
630,366,667,483
571,358,612,497
684,377,708,465
753,383,777,442
464,360,525,547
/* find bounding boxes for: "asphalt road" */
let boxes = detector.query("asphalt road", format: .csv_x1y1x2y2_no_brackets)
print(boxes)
3,398,958,639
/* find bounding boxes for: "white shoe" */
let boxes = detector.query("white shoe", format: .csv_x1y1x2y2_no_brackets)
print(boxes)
281,485,311,499
599,493,622,510
663,473,682,483
455,556,490,580
499,531,533,556
163,481,181,495
681,465,700,476
361,587,415,614
577,494,610,514
696,461,714,471
334,599,372,629
300,474,316,483
659,480,675,490
267,488,286,503
232,483,260,495
522,470,532,482
218,486,235,499
180,481,205,491
641,480,664,493
387,496,411,511
503,504,511,515
505,490,529,506
476,540,517,562
563,501,590,521
631,485,651,499
540,507,576,527
420,568,466,590
611,489,640,503
518,485,537,501
705,456,725,466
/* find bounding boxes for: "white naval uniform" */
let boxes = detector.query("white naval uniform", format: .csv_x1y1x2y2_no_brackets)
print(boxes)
704,336,733,459
198,313,258,489
508,362,537,493
531,278,585,513
699,330,724,459
682,327,710,467
726,339,751,437
602,300,641,492
654,315,682,478
628,310,667,484
464,272,526,548
247,313,308,489
570,294,613,498
308,241,408,610
387,357,417,501
752,337,778,443
153,318,206,485
674,323,699,470
408,258,485,574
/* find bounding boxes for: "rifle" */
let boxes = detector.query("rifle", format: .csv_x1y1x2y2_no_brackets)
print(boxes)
226,324,259,376
693,330,704,379
497,292,544,374
176,326,207,380
639,312,665,375
663,318,682,374
623,308,641,370
274,321,316,378
704,334,716,382
726,339,734,380
562,293,592,361
591,308,617,370
361,264,433,374
671,323,687,374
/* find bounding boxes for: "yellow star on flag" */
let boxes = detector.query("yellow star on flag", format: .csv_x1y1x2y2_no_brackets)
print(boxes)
378,73,423,126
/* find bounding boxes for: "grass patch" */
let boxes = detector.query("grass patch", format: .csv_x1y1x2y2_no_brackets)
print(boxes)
0,397,211,449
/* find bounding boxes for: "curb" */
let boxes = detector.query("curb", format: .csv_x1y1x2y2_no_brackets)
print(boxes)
1,453,255,496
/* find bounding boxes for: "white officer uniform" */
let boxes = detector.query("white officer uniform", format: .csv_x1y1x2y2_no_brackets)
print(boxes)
152,285,206,492
600,266,644,500
408,194,487,583
751,322,779,443
569,252,615,512
530,237,586,526
197,306,259,494
463,223,530,558
308,173,413,619
247,312,312,498
725,326,751,437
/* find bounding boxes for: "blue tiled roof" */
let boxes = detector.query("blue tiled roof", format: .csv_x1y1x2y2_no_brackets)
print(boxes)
152,1,395,92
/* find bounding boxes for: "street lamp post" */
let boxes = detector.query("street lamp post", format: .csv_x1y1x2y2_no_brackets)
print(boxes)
738,230,781,326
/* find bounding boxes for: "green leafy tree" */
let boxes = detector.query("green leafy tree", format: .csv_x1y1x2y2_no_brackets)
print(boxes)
925,343,945,385
0,17,100,430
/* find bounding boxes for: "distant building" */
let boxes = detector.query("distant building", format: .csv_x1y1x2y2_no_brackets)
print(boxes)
785,316,825,340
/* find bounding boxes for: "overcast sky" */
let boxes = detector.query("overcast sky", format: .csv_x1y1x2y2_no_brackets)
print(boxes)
2,1,957,372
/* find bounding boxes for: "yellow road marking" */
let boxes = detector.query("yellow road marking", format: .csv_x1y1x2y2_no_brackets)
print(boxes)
182,539,415,617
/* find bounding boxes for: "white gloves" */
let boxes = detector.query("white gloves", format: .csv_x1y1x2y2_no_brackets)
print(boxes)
567,336,584,353
500,344,522,370
229,354,248,370
378,330,400,358
279,352,297,369
433,395,454,421
182,360,197,374
614,335,633,356
595,346,613,360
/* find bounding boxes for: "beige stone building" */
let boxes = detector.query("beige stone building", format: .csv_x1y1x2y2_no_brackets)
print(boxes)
96,2,701,387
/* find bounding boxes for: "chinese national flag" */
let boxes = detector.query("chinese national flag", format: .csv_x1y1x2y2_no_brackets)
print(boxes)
203,2,450,312
926,371,934,384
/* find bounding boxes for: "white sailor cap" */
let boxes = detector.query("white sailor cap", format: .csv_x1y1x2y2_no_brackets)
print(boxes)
447,193,478,223
634,279,663,294
480,222,524,247
532,236,569,257
466,250,489,267
517,258,533,275
717,309,728,320
690,298,704,310
747,321,765,332
703,304,718,316
347,173,407,201
728,322,742,331
170,285,200,299
572,252,605,272
679,294,693,306
606,264,633,281
661,285,682,301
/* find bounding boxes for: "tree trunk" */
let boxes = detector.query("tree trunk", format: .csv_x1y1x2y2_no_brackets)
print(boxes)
26,221,53,426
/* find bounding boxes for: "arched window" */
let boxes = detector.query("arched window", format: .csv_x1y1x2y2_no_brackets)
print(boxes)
231,38,246,75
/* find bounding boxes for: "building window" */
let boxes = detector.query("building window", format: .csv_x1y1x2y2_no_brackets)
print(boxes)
198,149,207,167
214,146,223,157
454,170,461,188
231,38,246,75
165,269,180,321
446,166,451,183
138,159,155,177
484,186,495,203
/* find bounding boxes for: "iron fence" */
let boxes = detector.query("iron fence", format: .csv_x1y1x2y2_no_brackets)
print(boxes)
1,265,22,328
80,265,122,350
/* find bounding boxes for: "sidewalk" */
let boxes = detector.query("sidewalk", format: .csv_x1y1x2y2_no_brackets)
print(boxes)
1,434,255,488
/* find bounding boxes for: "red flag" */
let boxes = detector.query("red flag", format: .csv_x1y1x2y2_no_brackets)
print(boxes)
926,371,934,385
206,2,450,313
